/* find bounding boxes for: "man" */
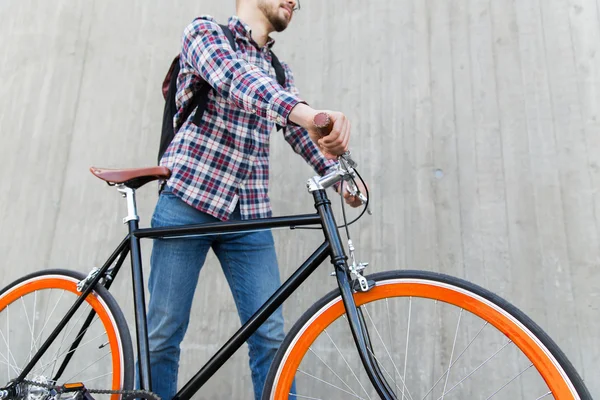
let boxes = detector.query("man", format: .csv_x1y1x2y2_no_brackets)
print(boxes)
147,1,361,399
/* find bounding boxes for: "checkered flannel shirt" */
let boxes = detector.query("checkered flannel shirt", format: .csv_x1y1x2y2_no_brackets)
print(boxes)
160,15,338,221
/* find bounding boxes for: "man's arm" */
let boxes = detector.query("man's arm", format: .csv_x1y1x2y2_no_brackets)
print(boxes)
279,61,343,175
181,16,350,157
181,17,301,127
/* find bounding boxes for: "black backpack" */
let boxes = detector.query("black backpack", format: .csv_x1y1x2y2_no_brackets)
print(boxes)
158,24,287,164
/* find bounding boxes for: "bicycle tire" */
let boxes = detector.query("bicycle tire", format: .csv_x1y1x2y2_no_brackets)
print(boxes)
263,270,592,400
0,269,134,399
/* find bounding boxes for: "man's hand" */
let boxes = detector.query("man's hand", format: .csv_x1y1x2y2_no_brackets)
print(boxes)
289,104,350,159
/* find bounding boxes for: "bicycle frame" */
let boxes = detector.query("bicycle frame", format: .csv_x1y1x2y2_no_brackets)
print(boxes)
14,189,396,400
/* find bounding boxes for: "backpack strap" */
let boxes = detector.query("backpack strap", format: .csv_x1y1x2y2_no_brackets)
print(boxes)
220,24,237,51
191,24,237,126
270,52,286,89
270,51,287,132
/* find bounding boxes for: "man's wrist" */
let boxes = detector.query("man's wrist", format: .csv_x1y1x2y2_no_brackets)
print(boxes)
289,103,316,129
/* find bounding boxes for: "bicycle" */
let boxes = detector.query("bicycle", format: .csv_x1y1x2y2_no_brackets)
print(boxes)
0,114,592,399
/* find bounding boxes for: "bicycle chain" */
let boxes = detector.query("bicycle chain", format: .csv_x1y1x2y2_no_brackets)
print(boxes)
20,379,161,400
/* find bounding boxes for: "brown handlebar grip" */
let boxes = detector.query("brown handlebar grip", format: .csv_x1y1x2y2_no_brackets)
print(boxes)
313,112,334,137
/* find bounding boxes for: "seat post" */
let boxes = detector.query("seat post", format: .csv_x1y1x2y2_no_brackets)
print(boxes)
116,184,153,390
116,184,140,224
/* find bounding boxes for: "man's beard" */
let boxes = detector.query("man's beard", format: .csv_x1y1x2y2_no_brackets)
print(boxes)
258,0,290,32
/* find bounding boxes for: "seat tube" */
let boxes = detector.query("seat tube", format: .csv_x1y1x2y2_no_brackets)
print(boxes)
312,189,396,400
120,185,153,391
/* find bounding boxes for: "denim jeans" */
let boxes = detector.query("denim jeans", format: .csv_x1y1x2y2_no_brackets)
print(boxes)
141,190,287,400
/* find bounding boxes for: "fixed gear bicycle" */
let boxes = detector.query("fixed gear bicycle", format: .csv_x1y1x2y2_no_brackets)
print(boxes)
0,115,592,399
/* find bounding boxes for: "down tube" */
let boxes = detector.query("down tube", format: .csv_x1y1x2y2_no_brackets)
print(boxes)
174,242,331,400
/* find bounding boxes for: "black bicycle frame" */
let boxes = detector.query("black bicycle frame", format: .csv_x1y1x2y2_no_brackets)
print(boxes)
14,189,396,400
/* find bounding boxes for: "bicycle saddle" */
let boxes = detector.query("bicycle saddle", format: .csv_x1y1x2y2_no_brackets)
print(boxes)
90,166,171,189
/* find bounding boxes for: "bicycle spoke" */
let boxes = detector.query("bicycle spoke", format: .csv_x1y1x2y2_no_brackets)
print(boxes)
6,305,12,380
0,345,16,367
308,347,360,398
297,369,366,399
420,321,489,400
31,291,37,361
31,289,67,360
0,353,17,375
20,296,38,362
0,319,20,375
48,313,72,379
47,317,101,379
0,350,21,376
323,329,372,400
534,392,552,400
485,364,534,399
34,328,107,377
361,305,414,400
435,340,513,400
63,351,112,383
365,347,414,400
385,298,397,398
0,358,21,373
291,394,339,400
77,371,112,384
402,297,411,400
36,289,52,372
49,307,98,378
441,309,463,399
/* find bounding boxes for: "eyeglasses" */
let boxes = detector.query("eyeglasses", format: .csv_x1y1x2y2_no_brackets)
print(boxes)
293,0,301,11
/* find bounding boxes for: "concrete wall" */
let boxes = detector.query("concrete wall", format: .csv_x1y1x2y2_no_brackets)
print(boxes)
0,0,598,398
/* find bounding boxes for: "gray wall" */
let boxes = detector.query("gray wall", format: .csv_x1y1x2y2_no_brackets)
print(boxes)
1,0,599,398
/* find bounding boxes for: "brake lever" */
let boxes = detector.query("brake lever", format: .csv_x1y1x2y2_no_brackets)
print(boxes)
337,151,372,215
339,151,357,168
344,183,372,215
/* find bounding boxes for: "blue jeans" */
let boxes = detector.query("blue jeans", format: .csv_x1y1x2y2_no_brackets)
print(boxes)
142,190,287,400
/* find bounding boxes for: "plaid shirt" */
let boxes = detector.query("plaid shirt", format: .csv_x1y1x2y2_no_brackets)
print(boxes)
160,15,337,221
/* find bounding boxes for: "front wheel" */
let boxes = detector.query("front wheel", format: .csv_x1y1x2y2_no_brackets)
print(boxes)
264,270,591,400
0,269,134,399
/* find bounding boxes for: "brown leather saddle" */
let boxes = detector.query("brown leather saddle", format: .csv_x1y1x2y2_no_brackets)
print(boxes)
90,166,171,189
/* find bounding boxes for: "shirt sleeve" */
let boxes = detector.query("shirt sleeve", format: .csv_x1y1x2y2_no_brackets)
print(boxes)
180,17,302,127
279,61,339,176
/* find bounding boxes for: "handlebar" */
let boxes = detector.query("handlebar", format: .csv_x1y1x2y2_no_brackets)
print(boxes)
308,113,370,212
314,112,334,137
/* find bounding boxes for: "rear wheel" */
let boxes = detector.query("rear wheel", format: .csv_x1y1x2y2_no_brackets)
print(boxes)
264,270,591,400
0,269,134,399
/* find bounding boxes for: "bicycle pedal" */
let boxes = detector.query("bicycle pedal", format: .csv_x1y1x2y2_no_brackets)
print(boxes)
57,383,94,400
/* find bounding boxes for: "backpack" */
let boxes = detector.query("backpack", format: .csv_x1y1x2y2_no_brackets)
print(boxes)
158,24,287,164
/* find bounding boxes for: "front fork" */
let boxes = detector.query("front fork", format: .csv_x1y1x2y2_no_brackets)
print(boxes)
312,190,397,400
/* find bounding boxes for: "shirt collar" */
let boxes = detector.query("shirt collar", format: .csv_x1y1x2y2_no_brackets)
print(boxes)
229,15,276,50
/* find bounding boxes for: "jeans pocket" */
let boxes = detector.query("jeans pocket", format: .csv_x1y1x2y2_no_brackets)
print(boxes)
151,191,178,228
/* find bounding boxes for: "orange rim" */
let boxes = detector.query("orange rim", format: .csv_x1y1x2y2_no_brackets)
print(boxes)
0,276,123,400
272,279,577,400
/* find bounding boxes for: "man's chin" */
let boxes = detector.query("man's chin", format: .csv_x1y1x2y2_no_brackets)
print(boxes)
271,17,289,32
